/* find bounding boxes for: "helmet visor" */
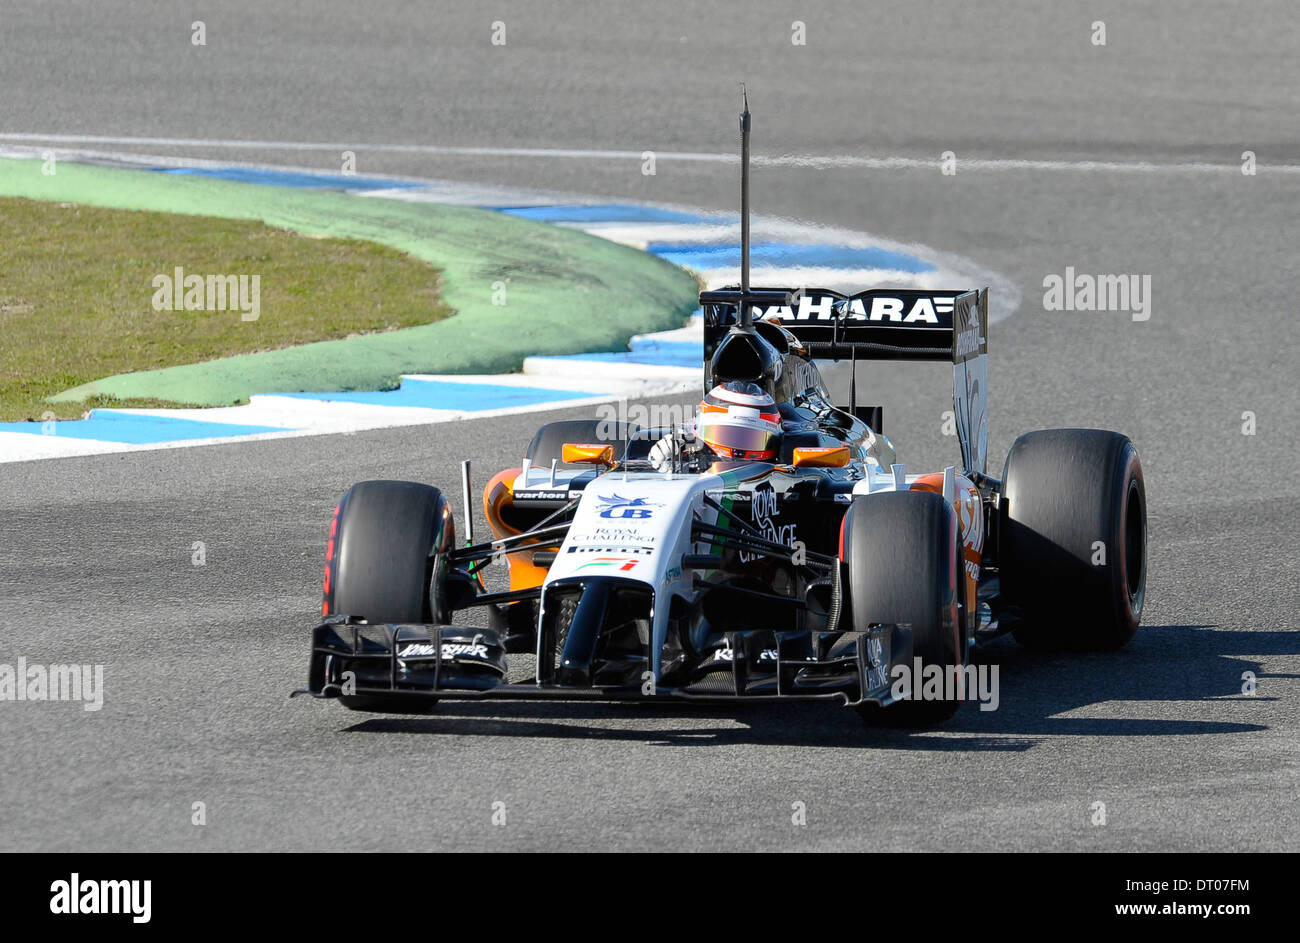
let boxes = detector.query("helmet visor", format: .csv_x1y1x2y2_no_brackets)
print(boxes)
698,412,780,459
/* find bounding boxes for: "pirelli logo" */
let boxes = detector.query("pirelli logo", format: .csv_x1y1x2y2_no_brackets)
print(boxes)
566,545,655,555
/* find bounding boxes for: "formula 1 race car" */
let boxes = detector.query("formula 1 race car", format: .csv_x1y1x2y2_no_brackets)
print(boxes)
295,100,1147,727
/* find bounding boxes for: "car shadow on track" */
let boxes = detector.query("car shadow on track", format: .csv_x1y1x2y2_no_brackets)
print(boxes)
338,624,1282,750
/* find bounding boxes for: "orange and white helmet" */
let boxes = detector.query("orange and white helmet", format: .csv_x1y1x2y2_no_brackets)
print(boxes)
698,381,782,461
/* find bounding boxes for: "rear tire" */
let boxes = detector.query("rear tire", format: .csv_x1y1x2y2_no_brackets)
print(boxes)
844,490,963,727
324,480,455,713
999,429,1146,650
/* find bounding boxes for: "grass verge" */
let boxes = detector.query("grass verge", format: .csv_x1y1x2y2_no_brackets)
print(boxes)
0,196,449,420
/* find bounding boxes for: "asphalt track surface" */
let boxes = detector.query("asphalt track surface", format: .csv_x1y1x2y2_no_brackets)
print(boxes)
1,1,1297,851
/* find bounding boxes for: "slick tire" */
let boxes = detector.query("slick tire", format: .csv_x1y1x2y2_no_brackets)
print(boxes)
999,429,1146,651
324,480,455,712
844,490,964,728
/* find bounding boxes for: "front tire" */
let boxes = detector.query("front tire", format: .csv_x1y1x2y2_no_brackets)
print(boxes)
999,429,1146,650
324,480,455,712
326,480,454,623
844,490,963,727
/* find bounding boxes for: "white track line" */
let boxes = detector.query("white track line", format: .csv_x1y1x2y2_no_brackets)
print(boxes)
2,133,1294,175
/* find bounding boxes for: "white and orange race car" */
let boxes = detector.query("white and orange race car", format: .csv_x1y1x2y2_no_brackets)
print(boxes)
300,281,1147,727
299,99,1146,726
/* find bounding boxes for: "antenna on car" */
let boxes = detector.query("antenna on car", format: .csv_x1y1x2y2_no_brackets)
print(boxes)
739,82,752,332
700,85,788,391
849,345,858,415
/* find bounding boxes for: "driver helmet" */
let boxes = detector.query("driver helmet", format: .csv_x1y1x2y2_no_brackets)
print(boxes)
697,381,782,461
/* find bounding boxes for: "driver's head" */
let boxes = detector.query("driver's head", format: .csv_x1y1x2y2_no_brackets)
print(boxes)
698,381,781,461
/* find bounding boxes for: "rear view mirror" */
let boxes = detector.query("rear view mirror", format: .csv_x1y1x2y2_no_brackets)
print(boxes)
561,443,615,466
791,446,850,468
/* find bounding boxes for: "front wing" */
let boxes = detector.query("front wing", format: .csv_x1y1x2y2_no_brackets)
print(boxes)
294,615,913,709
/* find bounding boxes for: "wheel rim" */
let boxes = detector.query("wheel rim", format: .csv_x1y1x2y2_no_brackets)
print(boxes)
1123,477,1146,617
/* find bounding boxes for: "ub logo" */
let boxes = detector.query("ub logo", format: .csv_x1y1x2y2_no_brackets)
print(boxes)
597,494,662,519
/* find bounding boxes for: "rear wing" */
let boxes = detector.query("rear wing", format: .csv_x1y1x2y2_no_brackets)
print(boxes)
700,286,990,474
700,287,985,362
